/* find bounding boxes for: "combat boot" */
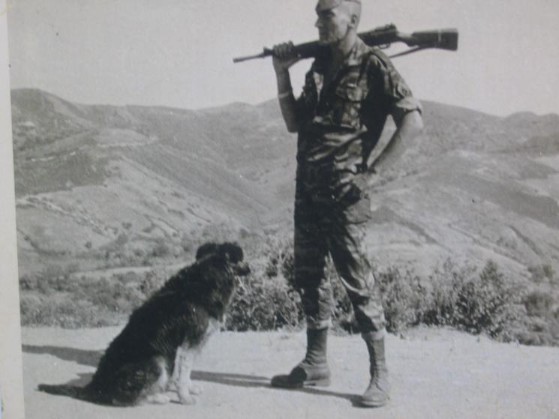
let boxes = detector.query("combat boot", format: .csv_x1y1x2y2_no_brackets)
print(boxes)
360,332,390,407
271,327,331,388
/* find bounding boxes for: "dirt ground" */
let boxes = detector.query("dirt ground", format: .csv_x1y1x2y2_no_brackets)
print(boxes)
21,326,559,419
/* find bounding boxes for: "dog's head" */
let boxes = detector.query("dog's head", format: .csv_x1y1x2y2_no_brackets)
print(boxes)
196,242,250,276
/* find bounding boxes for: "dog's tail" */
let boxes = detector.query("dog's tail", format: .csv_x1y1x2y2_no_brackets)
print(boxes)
38,384,89,401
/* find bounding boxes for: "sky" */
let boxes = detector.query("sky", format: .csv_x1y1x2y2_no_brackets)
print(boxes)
6,0,559,116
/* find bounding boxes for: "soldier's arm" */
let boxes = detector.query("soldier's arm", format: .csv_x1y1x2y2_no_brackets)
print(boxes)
273,43,301,133
367,50,424,176
370,109,423,173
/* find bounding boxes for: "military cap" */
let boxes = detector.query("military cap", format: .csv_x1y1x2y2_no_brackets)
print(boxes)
316,0,361,12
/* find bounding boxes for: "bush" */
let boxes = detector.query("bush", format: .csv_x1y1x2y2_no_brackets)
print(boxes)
376,259,530,343
226,273,303,331
524,290,554,317
419,260,470,326
528,264,557,285
377,267,427,333
20,294,116,328
180,233,193,253
18,231,559,347
222,236,305,331
519,285,559,346
19,268,173,328
82,278,144,314
453,261,526,340
19,274,38,291
139,269,169,297
151,240,171,258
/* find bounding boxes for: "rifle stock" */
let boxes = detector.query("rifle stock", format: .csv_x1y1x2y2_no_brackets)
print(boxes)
233,24,458,63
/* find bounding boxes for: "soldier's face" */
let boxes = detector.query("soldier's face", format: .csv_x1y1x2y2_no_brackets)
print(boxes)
315,2,353,45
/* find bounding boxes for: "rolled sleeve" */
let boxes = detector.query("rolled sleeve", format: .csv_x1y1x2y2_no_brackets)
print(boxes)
392,96,422,123
368,50,422,121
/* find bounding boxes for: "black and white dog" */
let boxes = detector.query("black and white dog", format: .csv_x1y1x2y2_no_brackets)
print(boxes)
39,242,249,406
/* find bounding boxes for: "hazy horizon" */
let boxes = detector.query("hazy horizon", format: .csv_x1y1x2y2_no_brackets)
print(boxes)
7,0,559,116
11,85,558,119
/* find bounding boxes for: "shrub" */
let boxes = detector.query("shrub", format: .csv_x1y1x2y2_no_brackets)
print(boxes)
19,268,172,328
18,230,559,347
115,233,129,246
263,235,293,280
528,264,557,285
20,293,116,328
419,260,470,326
42,264,66,279
80,277,145,314
519,285,559,346
524,290,554,317
375,259,530,343
138,268,170,298
151,240,171,258
19,274,38,291
453,261,526,340
226,267,303,331
377,267,427,333
180,233,193,253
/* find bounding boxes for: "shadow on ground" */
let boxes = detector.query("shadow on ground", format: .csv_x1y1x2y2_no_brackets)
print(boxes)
193,370,358,403
23,344,101,367
24,344,361,404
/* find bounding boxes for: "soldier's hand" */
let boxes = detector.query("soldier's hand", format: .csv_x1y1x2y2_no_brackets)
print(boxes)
272,42,300,74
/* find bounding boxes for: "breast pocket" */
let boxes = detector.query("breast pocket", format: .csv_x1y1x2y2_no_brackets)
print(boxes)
333,84,365,129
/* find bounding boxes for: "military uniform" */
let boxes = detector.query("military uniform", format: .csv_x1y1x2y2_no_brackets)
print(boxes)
293,37,422,333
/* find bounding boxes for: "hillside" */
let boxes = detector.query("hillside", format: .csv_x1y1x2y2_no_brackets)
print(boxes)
11,88,559,278
11,89,287,275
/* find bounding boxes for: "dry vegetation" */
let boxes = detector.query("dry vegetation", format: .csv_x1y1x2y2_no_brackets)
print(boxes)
12,89,559,348
19,231,559,347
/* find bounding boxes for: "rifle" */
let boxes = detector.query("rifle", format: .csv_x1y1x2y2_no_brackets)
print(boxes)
233,24,458,63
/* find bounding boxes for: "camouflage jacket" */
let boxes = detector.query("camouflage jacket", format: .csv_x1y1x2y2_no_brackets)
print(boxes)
295,37,421,190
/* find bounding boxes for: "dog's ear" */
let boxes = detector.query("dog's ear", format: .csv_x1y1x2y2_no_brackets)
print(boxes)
196,242,219,260
219,242,244,264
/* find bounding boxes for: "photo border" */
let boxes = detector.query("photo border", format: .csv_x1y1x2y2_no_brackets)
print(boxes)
0,0,26,418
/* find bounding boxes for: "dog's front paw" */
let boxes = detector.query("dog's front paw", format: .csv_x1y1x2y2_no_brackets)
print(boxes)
178,391,197,405
189,383,203,395
146,393,172,405
167,380,178,392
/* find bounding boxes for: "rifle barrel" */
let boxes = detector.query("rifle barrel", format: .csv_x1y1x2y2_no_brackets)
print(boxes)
233,52,269,63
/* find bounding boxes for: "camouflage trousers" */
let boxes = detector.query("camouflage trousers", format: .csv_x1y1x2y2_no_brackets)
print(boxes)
293,163,386,334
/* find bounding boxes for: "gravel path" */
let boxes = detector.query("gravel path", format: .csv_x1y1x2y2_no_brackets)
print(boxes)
21,326,559,419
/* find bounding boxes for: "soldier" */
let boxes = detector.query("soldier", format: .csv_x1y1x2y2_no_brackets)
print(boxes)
270,0,423,407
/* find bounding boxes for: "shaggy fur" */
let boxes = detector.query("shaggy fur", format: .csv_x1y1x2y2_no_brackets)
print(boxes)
39,242,249,406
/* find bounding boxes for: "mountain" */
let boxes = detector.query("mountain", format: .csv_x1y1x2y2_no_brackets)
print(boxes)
11,88,559,278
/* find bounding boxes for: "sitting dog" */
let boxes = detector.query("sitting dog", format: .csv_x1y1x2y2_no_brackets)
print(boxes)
39,241,249,406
